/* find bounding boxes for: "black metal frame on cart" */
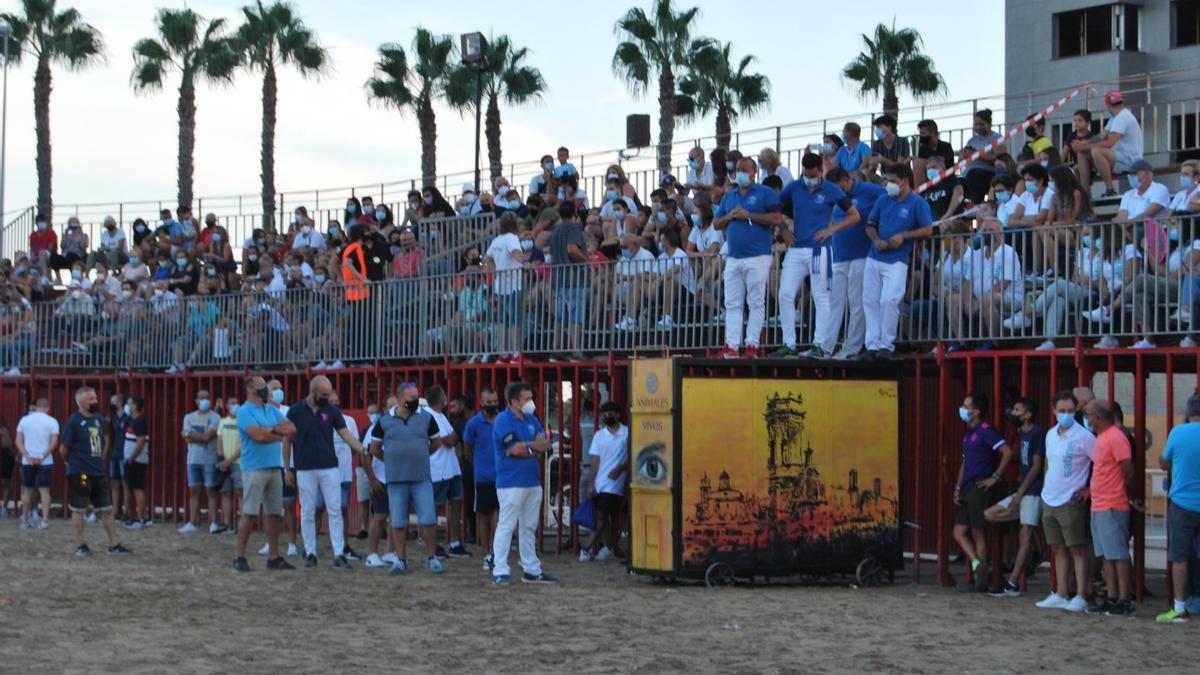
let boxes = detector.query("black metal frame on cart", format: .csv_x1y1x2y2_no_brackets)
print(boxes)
628,357,905,581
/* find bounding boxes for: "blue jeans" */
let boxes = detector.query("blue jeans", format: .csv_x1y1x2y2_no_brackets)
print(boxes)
187,463,220,488
0,334,33,370
1181,275,1200,320
554,286,588,325
387,480,436,528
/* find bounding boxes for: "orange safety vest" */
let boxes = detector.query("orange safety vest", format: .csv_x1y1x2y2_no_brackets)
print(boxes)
341,242,369,302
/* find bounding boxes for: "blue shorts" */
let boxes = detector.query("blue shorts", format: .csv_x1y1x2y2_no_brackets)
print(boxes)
187,463,220,489
433,476,464,505
314,481,352,511
109,456,126,481
497,292,522,326
387,480,436,528
281,468,296,501
22,464,53,489
554,286,588,325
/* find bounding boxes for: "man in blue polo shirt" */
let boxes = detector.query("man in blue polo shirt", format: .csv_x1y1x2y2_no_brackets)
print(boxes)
828,167,886,359
834,122,872,172
464,386,501,572
1158,393,1200,623
491,381,556,585
773,153,860,358
953,392,1012,592
712,157,784,359
863,164,934,358
282,375,364,569
233,375,297,572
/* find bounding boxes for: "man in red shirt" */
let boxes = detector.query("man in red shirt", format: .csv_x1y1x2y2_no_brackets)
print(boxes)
28,214,57,275
1083,399,1138,616
195,213,218,249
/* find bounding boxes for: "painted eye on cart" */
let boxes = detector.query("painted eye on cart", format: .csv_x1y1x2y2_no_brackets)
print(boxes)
635,442,668,485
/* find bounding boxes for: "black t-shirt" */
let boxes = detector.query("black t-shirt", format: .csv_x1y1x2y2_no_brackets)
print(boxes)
922,174,964,220
363,237,391,282
917,139,956,168
286,402,346,471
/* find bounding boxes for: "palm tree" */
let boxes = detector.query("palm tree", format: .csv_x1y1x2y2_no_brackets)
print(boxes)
0,0,104,221
841,20,946,122
235,0,327,231
366,28,453,187
445,35,547,184
131,8,240,210
677,39,770,151
612,0,700,173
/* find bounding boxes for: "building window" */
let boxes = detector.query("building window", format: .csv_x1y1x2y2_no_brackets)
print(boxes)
1175,1,1200,48
1171,113,1200,163
1054,4,1140,58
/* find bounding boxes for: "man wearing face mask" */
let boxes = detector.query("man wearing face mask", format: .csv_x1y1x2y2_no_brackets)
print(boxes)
774,153,859,359
1035,390,1097,611
459,183,484,217
919,155,964,221
865,115,911,179
233,376,298,572
1073,90,1144,197
291,209,326,252
913,120,956,186
984,397,1045,598
962,109,1004,204
712,158,784,358
60,386,131,557
863,165,934,358
179,390,222,535
584,401,629,563
491,382,556,585
952,393,1012,592
964,217,1023,350
685,146,713,195
354,403,380,540
369,383,445,575
1017,114,1053,171
464,388,502,571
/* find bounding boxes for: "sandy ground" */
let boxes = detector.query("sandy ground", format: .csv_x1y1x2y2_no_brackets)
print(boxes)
0,518,1195,674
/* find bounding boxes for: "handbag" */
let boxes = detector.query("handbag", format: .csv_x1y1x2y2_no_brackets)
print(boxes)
572,497,596,530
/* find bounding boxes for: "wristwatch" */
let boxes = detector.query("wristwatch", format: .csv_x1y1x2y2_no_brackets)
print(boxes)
527,446,534,456
991,472,1002,481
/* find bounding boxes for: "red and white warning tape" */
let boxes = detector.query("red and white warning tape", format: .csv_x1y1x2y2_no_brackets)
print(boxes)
914,84,1088,194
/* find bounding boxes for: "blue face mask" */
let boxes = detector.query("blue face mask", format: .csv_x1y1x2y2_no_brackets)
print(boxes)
1024,180,1039,194
614,210,626,221
1169,228,1180,243
347,204,358,214
958,407,971,423
1093,237,1103,251
607,189,618,201
272,389,285,404
363,207,375,217
995,191,1010,203
557,188,566,200
248,254,258,262
926,169,940,181
123,404,131,416
315,274,326,283
1048,180,1056,192
1081,235,1093,249
735,172,751,188
368,413,380,424
293,214,302,225
1083,417,1093,432
1040,160,1049,169
874,127,887,141
688,159,699,170
1181,175,1195,190
725,161,735,172
1129,174,1142,190
520,240,534,251
130,257,140,266
822,142,834,154
198,399,211,411
621,248,632,259
175,258,187,267
656,211,668,223
1056,412,1075,429
803,176,820,188
136,224,147,233
691,213,701,227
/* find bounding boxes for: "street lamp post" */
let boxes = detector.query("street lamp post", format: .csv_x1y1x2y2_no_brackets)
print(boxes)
0,24,10,260
460,32,487,196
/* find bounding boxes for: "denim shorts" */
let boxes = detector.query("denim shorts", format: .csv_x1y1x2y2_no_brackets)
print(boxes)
187,463,220,488
22,463,53,489
387,480,436,528
554,286,588,325
433,476,464,505
497,292,522,326
219,464,243,493
1091,509,1131,560
109,456,126,481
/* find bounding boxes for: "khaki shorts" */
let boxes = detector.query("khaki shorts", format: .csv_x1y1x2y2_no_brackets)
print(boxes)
242,468,284,517
1041,498,1089,547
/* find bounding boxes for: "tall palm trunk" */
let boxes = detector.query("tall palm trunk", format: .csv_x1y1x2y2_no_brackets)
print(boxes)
485,92,502,184
656,64,676,174
715,106,732,152
260,61,277,232
177,76,197,209
418,97,437,187
883,82,899,122
33,56,53,221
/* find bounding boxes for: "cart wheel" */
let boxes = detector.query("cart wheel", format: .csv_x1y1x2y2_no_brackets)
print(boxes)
855,557,884,587
705,562,735,588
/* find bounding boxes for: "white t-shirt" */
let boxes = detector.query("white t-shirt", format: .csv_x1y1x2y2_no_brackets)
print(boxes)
334,414,359,482
939,251,966,290
1076,248,1117,293
100,228,126,252
1105,108,1143,162
16,411,59,465
486,233,523,295
768,165,795,187
996,194,1025,228
658,248,698,295
617,247,657,277
1119,183,1171,220
125,416,150,465
1169,185,1200,213
965,244,1023,307
363,421,386,483
588,423,629,496
1041,422,1096,508
599,196,638,219
688,225,724,253
1168,240,1200,273
424,407,459,482
1037,186,1056,215
686,163,714,189
291,229,326,251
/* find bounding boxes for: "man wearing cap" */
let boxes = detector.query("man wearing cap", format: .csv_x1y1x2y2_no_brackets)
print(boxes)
1114,159,1169,223
1073,90,1144,197
459,183,484,217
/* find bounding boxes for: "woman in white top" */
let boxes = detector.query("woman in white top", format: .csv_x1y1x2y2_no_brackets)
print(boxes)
758,147,794,187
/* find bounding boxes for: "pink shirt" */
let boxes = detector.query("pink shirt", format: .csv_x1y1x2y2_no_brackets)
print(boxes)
1091,426,1132,512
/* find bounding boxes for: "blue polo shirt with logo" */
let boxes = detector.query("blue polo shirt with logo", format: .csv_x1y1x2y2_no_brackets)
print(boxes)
867,192,933,264
237,402,287,471
961,422,1007,487
286,401,346,471
779,178,853,249
718,183,780,259
835,142,872,172
464,412,498,483
492,408,546,489
833,180,886,263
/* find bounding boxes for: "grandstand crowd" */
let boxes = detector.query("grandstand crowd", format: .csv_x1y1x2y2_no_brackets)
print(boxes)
2,89,1200,373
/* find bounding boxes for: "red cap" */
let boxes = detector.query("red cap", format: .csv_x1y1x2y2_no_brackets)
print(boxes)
1104,90,1124,106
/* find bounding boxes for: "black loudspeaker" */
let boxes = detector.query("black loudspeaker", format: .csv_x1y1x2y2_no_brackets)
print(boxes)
626,114,651,148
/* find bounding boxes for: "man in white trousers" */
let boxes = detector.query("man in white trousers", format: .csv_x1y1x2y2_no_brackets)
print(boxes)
828,167,886,359
712,157,784,359
773,153,860,358
863,164,934,358
490,381,557,585
282,375,363,569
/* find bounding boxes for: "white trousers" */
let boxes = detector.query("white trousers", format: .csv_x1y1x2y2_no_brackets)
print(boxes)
862,257,909,353
492,486,543,577
723,255,772,349
298,467,344,557
778,247,833,350
824,257,867,355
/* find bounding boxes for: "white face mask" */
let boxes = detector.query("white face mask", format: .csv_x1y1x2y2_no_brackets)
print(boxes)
520,400,536,416
885,182,901,198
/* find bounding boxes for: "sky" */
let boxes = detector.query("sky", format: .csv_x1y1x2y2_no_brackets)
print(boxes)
0,0,1005,221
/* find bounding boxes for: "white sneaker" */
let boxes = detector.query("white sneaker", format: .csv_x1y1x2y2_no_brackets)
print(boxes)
478,353,491,364
595,546,614,561
1170,308,1192,324
1094,335,1120,349
330,360,345,370
382,552,400,565
258,542,270,556
656,315,675,329
38,520,48,530
832,349,859,361
209,522,221,534
365,553,386,568
314,361,328,370
579,549,592,562
614,316,638,331
165,365,180,374
1036,593,1069,609
466,354,478,364
1132,339,1156,349
2,367,19,377
1182,337,1197,348
1086,306,1110,323
1035,340,1057,351
286,543,298,557
1064,595,1088,612
177,522,197,534
1001,314,1030,330
84,513,97,523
